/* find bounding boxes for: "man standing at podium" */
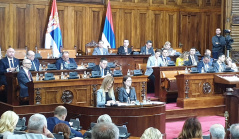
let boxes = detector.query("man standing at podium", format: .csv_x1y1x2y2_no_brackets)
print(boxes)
27,50,40,71
0,48,19,102
17,59,33,105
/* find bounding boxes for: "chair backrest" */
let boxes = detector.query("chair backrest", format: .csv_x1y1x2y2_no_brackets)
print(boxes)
38,49,52,59
14,49,27,59
175,48,182,53
138,63,147,73
62,49,76,58
85,41,98,55
177,70,185,75
160,71,178,79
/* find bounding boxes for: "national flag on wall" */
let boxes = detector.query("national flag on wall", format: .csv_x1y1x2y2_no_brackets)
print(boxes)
45,0,62,58
101,0,116,49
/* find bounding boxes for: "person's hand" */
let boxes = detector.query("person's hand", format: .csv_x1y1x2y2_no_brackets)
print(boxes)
43,127,54,138
7,68,16,72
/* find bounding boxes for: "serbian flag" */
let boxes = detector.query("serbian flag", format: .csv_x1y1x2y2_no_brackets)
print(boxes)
45,0,62,58
101,0,116,49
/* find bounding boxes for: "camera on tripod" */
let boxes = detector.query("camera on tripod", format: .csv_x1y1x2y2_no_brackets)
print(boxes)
224,29,234,50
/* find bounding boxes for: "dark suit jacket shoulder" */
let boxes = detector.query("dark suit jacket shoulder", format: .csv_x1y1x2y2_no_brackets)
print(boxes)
55,58,77,70
92,65,110,76
117,46,132,55
140,46,155,55
47,117,83,137
118,87,137,102
188,55,199,66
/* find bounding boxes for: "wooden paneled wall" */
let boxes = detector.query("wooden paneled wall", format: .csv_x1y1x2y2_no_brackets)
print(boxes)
0,0,222,54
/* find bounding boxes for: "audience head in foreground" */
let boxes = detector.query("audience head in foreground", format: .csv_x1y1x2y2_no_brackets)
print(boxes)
28,113,54,138
53,123,71,139
230,123,239,139
92,122,119,139
0,111,19,138
210,124,225,139
54,105,67,121
140,127,162,139
178,117,202,139
97,114,112,123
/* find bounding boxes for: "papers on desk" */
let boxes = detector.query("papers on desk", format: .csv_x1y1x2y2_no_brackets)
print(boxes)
76,66,86,70
221,76,239,81
105,101,165,107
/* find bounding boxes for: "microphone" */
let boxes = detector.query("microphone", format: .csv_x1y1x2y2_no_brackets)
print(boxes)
70,114,81,120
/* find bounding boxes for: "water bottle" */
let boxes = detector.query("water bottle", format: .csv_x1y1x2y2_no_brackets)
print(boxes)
39,64,42,71
16,65,19,72
201,67,204,73
61,72,64,79
83,71,87,78
185,67,188,74
61,63,63,70
36,73,39,81
127,69,130,75
47,53,50,59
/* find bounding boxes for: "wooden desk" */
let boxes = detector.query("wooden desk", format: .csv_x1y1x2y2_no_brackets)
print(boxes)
153,66,194,101
27,75,148,106
175,73,226,108
0,102,165,138
37,55,150,75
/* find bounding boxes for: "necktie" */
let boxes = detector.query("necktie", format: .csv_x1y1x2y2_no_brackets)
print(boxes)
28,71,31,81
205,64,208,72
10,60,14,68
101,68,104,76
32,61,36,71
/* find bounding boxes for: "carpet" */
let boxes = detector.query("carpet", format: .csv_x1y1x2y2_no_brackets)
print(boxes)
166,116,225,139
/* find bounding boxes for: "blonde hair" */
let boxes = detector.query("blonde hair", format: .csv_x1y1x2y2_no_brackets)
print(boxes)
141,127,162,139
179,51,189,59
0,111,19,133
100,75,114,99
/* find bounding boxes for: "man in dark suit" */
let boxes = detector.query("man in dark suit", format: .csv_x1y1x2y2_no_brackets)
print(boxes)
212,28,226,59
47,106,83,137
197,55,211,73
212,53,226,73
17,59,33,104
188,48,199,66
92,57,110,77
140,40,155,55
27,50,40,71
161,48,171,66
117,40,132,55
201,49,214,66
0,48,20,102
55,51,77,70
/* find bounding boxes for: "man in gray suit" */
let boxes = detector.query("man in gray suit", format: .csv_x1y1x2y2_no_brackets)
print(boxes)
93,40,109,55
7,113,54,139
145,49,163,93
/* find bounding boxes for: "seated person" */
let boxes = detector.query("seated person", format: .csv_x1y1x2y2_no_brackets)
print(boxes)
118,75,137,103
163,41,176,56
92,57,111,77
161,48,171,66
145,49,163,93
178,117,202,139
212,53,226,73
140,40,155,55
53,123,71,139
17,59,33,104
117,40,132,55
97,114,112,123
0,111,19,139
96,76,116,107
226,57,238,72
8,113,54,139
188,48,199,66
92,122,119,139
47,106,83,137
197,55,211,73
56,51,77,70
93,40,109,55
201,49,214,66
210,124,225,139
26,50,40,71
230,123,239,139
176,51,189,66
141,127,162,139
